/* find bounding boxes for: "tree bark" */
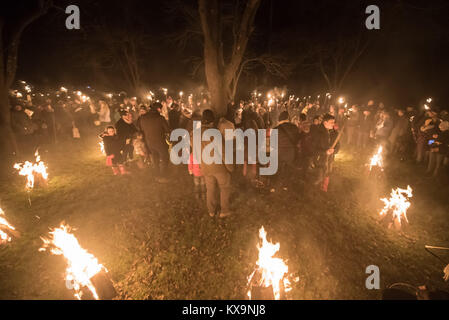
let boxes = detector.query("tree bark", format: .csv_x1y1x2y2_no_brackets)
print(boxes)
198,0,260,116
0,1,51,161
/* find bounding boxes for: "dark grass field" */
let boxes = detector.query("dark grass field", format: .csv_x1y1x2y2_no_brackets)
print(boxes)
1,131,448,300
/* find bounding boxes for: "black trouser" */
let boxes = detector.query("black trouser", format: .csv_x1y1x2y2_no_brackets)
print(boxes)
204,171,232,214
123,143,134,161
272,148,296,188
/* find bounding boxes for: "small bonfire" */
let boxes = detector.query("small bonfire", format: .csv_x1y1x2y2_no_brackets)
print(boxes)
39,223,116,300
0,208,20,244
379,186,413,230
247,226,293,300
13,150,48,190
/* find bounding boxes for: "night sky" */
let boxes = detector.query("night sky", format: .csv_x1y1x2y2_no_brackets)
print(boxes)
15,0,449,108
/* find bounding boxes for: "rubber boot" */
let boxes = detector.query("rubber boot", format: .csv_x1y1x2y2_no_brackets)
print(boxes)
321,176,329,192
112,166,120,175
119,165,131,175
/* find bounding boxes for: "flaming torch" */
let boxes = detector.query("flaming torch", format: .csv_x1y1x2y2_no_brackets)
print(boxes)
39,223,116,300
0,208,19,244
379,186,413,230
247,226,292,300
99,141,105,155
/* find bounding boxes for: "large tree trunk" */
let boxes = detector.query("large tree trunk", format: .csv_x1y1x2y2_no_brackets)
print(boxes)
0,1,51,167
0,84,18,157
198,0,260,116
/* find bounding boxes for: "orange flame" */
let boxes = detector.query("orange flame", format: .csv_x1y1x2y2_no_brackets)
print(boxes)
369,146,383,171
39,223,106,300
13,151,48,189
99,141,105,155
247,226,291,300
0,208,16,244
380,186,413,226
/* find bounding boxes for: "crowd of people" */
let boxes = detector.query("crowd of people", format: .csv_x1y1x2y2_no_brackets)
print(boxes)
9,89,449,217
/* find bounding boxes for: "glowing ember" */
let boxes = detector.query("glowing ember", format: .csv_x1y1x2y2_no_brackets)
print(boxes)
39,223,107,300
0,208,16,244
379,186,413,227
247,226,291,300
369,146,383,171
13,151,48,189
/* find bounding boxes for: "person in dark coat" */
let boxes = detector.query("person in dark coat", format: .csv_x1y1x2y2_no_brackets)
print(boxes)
137,102,170,182
168,103,181,130
115,110,137,167
357,108,374,150
375,111,393,150
389,109,410,155
427,120,449,177
312,113,339,192
274,111,300,168
270,111,300,191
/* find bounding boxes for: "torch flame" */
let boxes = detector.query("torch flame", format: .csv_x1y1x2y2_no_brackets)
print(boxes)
0,208,16,244
247,226,291,300
369,146,383,171
40,223,106,300
379,186,413,226
14,151,48,189
99,141,105,155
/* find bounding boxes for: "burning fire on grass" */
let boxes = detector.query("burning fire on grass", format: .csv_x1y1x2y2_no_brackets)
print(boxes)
13,151,48,189
369,146,383,171
379,186,413,230
0,208,18,244
247,226,293,300
39,223,116,300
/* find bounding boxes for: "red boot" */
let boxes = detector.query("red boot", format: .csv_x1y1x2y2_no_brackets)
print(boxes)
112,166,120,175
119,165,131,175
321,176,330,192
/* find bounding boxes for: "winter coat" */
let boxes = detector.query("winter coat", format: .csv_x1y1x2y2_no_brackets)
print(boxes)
199,123,233,176
115,118,137,145
312,124,333,155
359,114,374,133
274,120,300,151
137,109,170,151
102,135,122,157
389,115,409,143
168,108,181,130
11,109,33,135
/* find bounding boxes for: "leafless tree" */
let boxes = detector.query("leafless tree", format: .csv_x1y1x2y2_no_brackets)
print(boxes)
0,0,52,156
198,0,261,115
